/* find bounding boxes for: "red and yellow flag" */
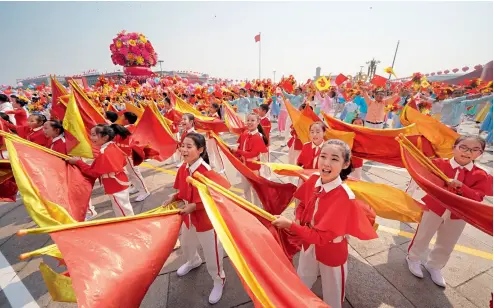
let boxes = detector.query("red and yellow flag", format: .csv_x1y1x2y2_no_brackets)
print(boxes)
70,80,106,133
50,76,68,121
315,76,330,91
63,93,94,158
5,137,94,226
189,177,328,307
223,101,245,135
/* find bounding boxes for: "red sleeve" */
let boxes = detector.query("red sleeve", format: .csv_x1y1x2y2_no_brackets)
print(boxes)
236,134,268,158
293,176,314,220
289,221,339,245
52,140,67,155
76,145,127,178
4,110,15,115
75,160,101,179
297,144,310,167
459,169,490,201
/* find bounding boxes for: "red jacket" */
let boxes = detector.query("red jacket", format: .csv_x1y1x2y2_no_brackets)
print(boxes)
291,174,377,266
75,142,129,195
113,124,135,157
260,116,271,145
235,130,268,171
287,125,303,151
49,135,67,155
5,109,27,126
1,120,51,147
163,109,180,133
297,142,323,169
422,158,490,219
173,158,230,232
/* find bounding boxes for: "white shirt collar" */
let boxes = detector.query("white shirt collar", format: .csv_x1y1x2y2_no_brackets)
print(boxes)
261,115,269,120
312,141,324,150
248,129,259,135
187,157,210,174
52,133,65,143
187,127,195,134
33,126,43,132
315,176,343,193
449,157,473,171
100,141,113,153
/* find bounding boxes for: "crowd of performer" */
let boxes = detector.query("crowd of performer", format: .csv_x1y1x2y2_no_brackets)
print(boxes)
0,74,492,306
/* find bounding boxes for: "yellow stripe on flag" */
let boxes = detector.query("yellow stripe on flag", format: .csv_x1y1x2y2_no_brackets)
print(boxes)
63,93,94,159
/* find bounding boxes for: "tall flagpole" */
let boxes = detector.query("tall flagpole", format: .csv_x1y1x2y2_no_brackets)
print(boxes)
258,32,261,80
388,40,400,80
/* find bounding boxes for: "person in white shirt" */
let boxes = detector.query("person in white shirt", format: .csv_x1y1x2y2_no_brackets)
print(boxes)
0,94,16,124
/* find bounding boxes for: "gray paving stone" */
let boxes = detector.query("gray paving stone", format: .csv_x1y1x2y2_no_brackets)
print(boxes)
348,229,411,259
0,290,13,308
0,200,21,218
0,204,37,247
487,268,493,277
233,301,254,308
366,247,477,308
46,301,77,308
1,231,51,273
167,258,250,308
141,273,170,308
456,272,493,308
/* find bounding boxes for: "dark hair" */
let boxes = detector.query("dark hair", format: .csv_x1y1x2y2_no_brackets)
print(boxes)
0,94,9,103
0,112,13,124
123,111,138,124
309,121,327,132
183,132,210,164
105,111,119,123
183,113,195,127
164,97,171,105
351,117,364,125
93,124,131,141
300,103,314,111
247,113,269,145
322,139,353,181
30,114,47,124
453,135,486,151
210,103,222,120
15,98,28,107
259,104,270,113
46,120,64,135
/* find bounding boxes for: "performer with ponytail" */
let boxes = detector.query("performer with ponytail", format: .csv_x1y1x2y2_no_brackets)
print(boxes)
1,113,50,147
43,120,66,155
67,124,134,217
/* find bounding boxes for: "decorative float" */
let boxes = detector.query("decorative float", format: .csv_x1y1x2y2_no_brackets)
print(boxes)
110,30,158,79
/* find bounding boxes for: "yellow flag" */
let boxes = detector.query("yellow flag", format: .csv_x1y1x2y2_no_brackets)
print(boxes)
174,94,216,121
384,67,397,78
125,102,144,118
63,93,94,159
315,76,330,91
40,263,77,303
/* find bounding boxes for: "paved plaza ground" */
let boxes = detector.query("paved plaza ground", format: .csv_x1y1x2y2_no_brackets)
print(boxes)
0,119,492,308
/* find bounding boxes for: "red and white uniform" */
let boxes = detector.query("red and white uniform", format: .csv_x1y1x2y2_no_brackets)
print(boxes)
235,129,268,171
115,124,149,194
292,174,377,307
408,158,490,270
75,142,134,217
2,122,51,147
260,116,271,145
173,158,227,285
49,134,67,155
175,127,196,164
162,109,179,133
297,142,324,169
287,125,303,166
259,115,272,180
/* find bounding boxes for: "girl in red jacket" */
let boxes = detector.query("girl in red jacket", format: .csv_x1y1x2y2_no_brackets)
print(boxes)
407,135,490,287
174,113,196,168
0,112,13,159
67,124,134,217
43,120,66,155
1,113,51,147
165,132,228,305
231,113,268,207
5,97,28,126
272,139,378,307
297,121,325,170
117,111,150,202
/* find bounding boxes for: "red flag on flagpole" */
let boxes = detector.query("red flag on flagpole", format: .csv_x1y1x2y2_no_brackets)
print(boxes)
370,75,388,88
254,33,261,43
335,74,349,86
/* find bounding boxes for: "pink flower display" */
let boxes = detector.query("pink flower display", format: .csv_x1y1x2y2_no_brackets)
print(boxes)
109,30,158,67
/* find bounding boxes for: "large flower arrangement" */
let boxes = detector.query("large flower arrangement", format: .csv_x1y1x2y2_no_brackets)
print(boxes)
110,31,157,67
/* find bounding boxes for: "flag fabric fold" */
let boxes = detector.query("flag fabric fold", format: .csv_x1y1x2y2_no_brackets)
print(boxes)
40,262,76,303
6,138,93,226
335,74,349,86
173,95,229,134
190,178,328,307
370,75,388,87
70,80,106,131
42,213,182,307
398,136,493,235
223,101,246,135
0,161,17,202
400,104,459,158
63,93,94,158
50,76,68,121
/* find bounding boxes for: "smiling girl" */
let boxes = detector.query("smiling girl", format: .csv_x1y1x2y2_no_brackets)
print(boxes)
272,139,377,307
67,124,134,217
166,132,229,305
43,120,66,155
297,121,325,170
406,135,491,287
1,113,51,147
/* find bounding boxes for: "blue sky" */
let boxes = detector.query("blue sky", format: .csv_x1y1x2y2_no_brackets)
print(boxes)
0,1,492,85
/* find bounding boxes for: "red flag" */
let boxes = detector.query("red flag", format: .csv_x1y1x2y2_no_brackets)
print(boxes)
50,76,68,121
370,75,388,88
280,80,294,93
49,214,182,307
132,105,178,162
254,34,260,43
335,73,349,86
223,102,245,135
0,161,17,202
401,144,493,235
199,186,327,307
211,134,296,215
70,81,106,134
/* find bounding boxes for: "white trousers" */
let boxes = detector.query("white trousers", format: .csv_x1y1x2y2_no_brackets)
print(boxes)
125,157,148,193
284,116,293,143
180,223,225,284
406,179,420,198
297,245,347,308
109,188,134,217
259,152,271,180
206,137,224,172
87,199,97,216
350,167,362,180
240,172,262,209
0,150,8,159
408,210,466,269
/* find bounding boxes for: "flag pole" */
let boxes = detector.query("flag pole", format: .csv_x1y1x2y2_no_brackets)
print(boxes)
258,32,261,80
388,40,400,80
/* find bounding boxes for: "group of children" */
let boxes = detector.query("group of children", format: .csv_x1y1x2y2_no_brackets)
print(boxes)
0,89,492,307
